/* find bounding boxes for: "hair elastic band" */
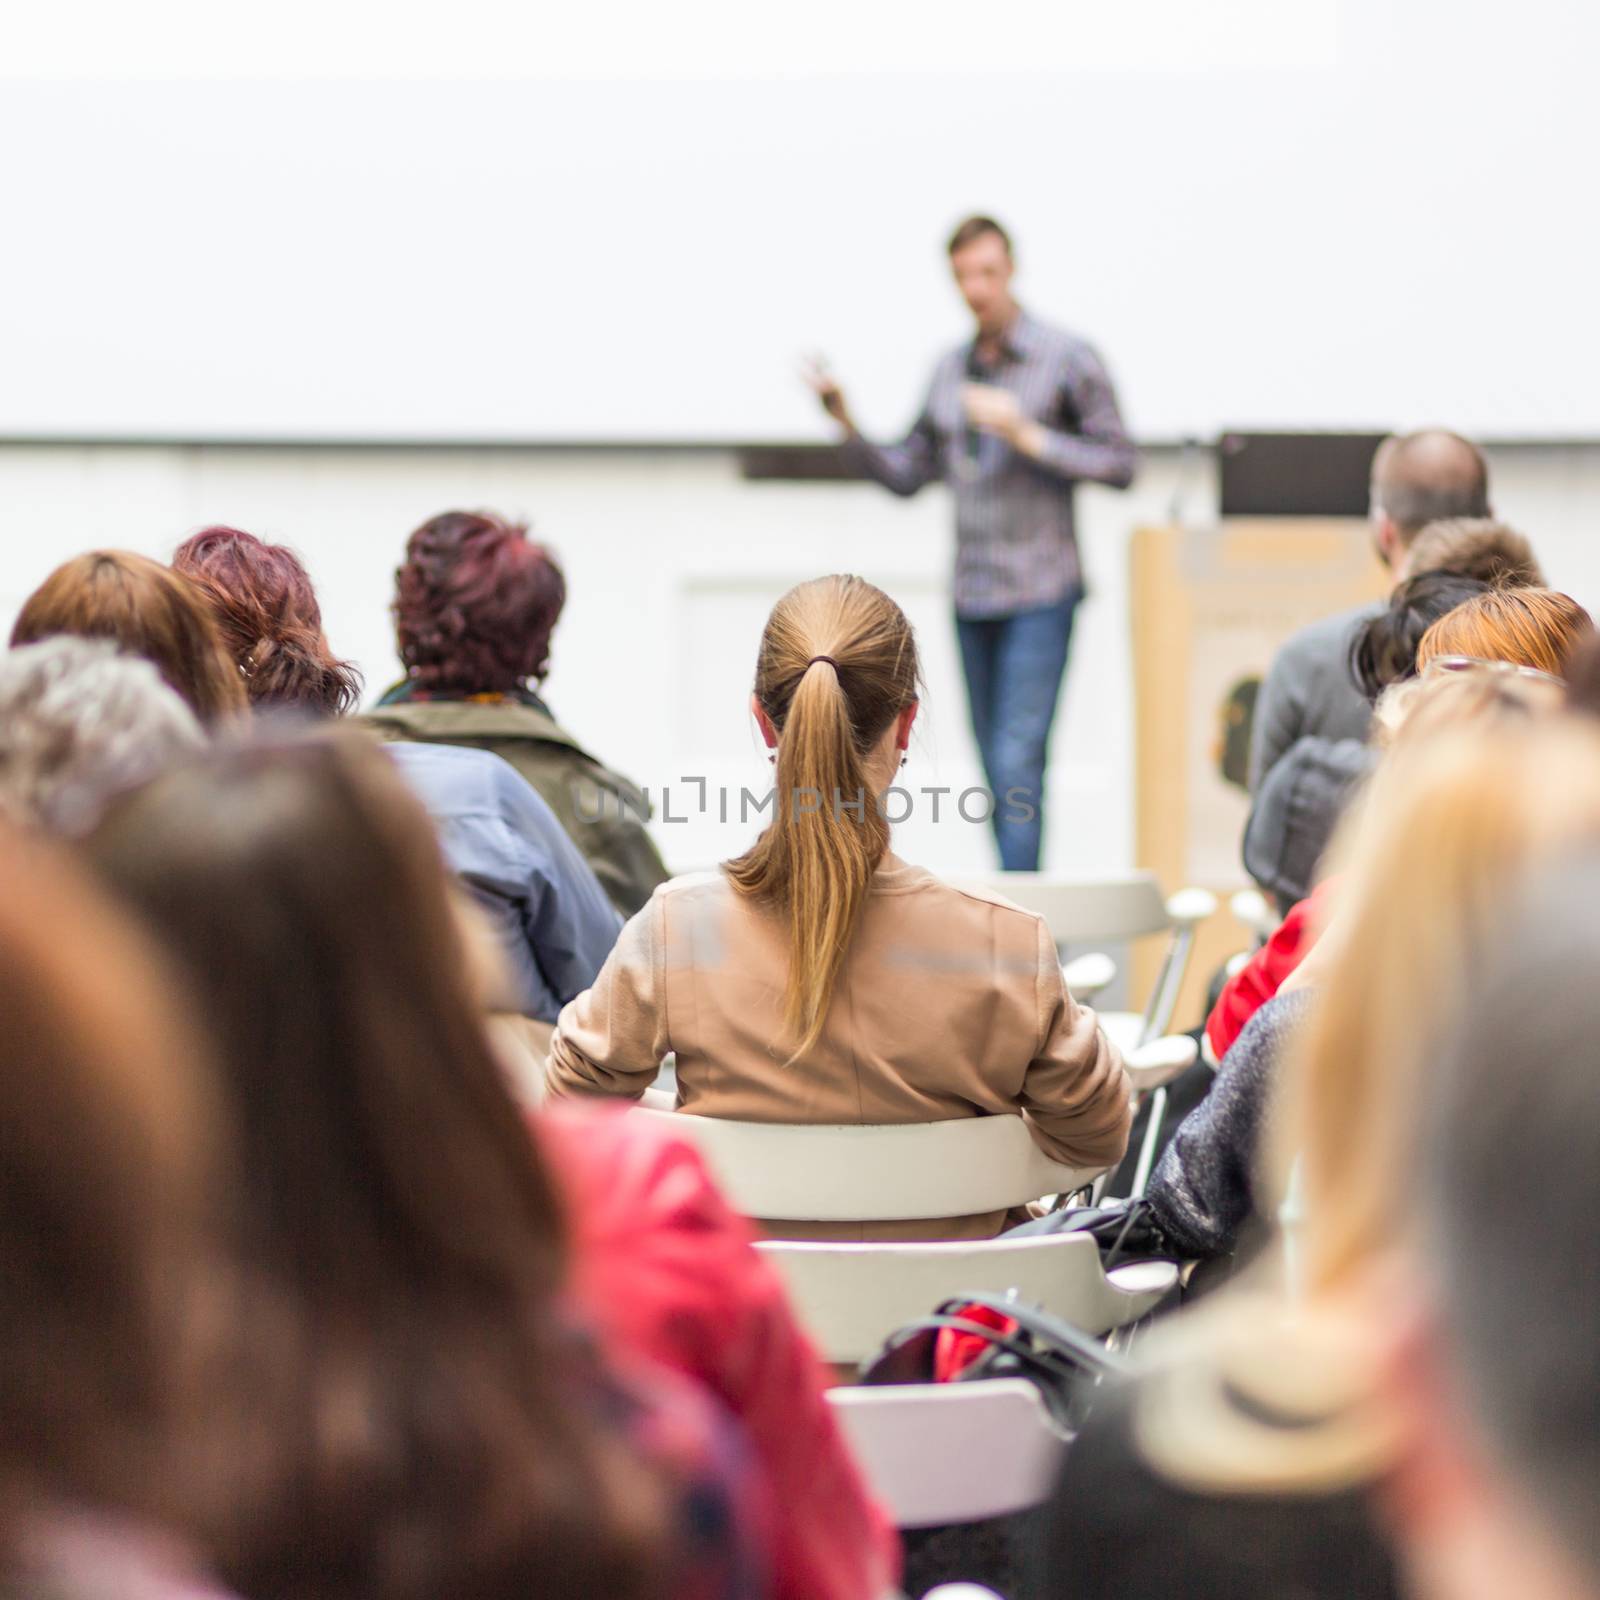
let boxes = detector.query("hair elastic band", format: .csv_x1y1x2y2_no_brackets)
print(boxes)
806,655,841,671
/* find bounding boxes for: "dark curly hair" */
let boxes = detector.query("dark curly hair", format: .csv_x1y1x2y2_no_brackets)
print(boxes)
1349,569,1490,703
173,528,363,717
393,512,566,694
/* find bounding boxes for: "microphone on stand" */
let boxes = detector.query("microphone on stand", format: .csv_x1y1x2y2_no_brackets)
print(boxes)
1166,435,1208,527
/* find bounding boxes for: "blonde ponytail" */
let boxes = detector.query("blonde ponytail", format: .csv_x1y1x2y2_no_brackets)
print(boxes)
725,576,919,1060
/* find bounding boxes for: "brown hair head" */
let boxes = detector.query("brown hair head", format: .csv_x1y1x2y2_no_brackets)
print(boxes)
1415,586,1593,678
725,575,920,1059
173,527,363,717
394,511,567,695
1563,631,1600,723
85,732,666,1600
0,827,218,1548
947,214,1013,257
1400,517,1544,588
11,550,247,729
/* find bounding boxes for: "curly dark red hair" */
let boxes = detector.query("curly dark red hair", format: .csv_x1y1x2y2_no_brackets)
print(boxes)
393,512,566,694
172,528,363,717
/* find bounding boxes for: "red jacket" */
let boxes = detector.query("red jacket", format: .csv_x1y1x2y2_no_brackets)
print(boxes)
1205,881,1333,1062
537,1105,899,1600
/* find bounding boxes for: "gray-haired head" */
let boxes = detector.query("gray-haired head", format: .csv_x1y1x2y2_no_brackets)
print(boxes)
0,636,205,835
1419,848,1600,1588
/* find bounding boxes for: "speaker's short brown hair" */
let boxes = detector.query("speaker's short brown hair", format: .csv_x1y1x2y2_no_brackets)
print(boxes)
947,214,1012,256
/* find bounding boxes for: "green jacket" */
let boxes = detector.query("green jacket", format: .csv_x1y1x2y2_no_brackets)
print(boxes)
361,694,669,918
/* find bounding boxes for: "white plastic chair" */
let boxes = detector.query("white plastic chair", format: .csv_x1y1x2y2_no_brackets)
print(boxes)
1230,886,1281,945
1060,948,1116,1002
643,1034,1197,1199
829,1379,1066,1528
1124,1032,1200,1199
766,1237,1176,1364
633,1107,1102,1222
632,1107,1176,1362
947,872,1217,1054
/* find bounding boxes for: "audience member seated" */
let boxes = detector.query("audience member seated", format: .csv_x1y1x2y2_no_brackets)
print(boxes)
1249,429,1490,793
1381,853,1600,1600
1242,568,1490,910
85,731,892,1600
366,511,670,917
0,829,238,1598
1042,706,1600,1600
546,574,1131,1241
11,550,247,729
1159,669,1563,1269
172,526,363,714
1224,569,1489,1042
0,637,203,834
1395,515,1545,587
1346,570,1494,704
450,914,899,1600
1566,629,1600,718
538,1107,899,1600
177,525,622,1039
1414,583,1593,676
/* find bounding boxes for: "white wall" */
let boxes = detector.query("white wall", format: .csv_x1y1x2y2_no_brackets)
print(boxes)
2,441,1597,880
4,0,1599,441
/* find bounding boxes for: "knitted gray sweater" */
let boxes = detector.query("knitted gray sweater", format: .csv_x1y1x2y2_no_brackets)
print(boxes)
1146,989,1314,1259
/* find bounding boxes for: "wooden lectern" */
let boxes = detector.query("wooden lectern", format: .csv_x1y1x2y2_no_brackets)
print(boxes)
1129,519,1388,1031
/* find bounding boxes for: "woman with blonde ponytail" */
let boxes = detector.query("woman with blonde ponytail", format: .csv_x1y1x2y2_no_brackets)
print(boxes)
547,574,1131,1240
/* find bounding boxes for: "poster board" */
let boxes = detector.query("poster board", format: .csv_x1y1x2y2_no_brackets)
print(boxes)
1130,520,1388,1030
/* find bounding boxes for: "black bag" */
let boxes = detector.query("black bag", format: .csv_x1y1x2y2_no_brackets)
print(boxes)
1004,1195,1179,1270
857,1290,1131,1432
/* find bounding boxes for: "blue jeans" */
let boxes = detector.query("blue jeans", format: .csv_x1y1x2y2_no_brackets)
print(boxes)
955,588,1081,871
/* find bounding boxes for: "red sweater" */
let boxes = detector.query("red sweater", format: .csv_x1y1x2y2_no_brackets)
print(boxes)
1205,881,1334,1062
537,1104,899,1600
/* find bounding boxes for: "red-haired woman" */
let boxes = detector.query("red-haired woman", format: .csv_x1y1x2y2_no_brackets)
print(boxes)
366,511,669,916
173,527,362,716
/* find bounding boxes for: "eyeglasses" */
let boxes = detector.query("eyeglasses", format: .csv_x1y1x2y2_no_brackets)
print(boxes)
1421,654,1567,689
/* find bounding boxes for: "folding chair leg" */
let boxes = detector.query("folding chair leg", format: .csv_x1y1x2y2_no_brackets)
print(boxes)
1128,1086,1169,1198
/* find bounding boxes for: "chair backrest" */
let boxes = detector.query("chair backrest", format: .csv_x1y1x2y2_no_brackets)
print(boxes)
828,1379,1067,1529
760,1235,1178,1363
634,1108,1099,1222
946,871,1172,946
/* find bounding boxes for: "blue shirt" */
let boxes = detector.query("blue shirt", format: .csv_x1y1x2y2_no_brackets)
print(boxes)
385,742,622,1021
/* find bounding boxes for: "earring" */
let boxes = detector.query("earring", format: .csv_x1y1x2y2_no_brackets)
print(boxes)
899,755,908,769
768,753,776,765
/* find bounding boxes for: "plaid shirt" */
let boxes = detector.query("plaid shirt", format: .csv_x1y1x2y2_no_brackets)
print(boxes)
842,308,1135,618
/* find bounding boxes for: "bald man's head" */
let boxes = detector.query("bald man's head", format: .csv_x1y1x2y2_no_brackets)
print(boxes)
1370,431,1492,566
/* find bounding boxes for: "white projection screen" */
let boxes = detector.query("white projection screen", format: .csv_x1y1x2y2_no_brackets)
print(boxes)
1,0,1595,444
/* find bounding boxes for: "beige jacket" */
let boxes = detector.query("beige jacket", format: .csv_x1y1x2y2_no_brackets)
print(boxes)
545,856,1132,1240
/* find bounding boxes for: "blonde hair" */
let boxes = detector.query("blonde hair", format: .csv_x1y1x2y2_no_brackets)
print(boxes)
1272,714,1600,1294
724,576,918,1059
1370,665,1565,751
1140,687,1595,1495
1415,585,1592,677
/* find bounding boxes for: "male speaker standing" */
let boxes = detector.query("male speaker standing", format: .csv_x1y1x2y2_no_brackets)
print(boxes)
803,215,1135,871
